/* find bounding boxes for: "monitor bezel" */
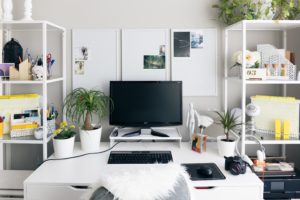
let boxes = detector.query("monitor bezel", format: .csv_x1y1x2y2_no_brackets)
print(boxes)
109,81,183,127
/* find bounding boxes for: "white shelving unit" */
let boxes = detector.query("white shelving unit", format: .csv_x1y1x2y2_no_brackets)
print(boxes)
0,20,66,169
224,20,300,155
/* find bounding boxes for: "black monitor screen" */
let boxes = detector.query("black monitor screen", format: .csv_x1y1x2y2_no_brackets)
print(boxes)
109,81,182,127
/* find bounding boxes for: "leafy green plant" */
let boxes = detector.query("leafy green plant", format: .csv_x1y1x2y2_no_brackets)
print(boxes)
213,0,263,25
213,0,300,25
53,121,76,139
64,88,111,130
215,111,242,142
272,0,300,20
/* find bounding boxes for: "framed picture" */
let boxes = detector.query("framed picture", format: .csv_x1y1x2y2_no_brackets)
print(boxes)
173,32,190,57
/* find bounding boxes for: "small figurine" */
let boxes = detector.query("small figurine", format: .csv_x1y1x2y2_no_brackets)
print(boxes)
186,103,201,140
32,65,44,80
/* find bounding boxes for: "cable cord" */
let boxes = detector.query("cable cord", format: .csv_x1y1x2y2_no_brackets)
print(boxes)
40,141,123,165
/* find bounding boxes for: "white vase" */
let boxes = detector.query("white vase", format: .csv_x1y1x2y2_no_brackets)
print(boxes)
2,0,13,20
217,136,236,157
53,136,75,159
22,0,32,20
80,126,102,152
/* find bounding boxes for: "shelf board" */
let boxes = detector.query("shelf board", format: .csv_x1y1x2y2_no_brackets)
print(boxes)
0,77,64,85
246,80,300,85
0,134,53,144
0,20,65,31
245,139,300,145
226,20,300,31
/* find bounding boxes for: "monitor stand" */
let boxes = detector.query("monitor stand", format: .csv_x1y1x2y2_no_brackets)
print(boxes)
109,127,182,148
120,128,169,138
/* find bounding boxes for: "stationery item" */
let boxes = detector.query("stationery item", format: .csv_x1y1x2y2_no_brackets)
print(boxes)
274,119,281,140
251,96,299,139
257,44,296,80
9,59,32,80
0,123,3,138
283,120,290,140
191,133,207,153
0,117,4,138
0,94,40,134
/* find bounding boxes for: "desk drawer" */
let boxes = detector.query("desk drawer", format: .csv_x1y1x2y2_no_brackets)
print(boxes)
193,186,262,200
25,184,92,200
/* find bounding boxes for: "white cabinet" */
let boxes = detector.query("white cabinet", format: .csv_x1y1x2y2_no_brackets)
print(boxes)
193,186,262,200
25,184,92,200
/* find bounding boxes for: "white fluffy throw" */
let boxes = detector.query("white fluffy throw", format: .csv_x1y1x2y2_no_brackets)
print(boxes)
88,163,192,200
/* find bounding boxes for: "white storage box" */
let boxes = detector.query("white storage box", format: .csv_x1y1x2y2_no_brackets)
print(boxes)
251,96,300,138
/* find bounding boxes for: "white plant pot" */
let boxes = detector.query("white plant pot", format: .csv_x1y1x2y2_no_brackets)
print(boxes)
53,136,75,159
80,126,102,152
217,136,236,157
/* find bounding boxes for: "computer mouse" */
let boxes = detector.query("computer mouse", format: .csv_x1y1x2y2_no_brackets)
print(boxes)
197,166,213,177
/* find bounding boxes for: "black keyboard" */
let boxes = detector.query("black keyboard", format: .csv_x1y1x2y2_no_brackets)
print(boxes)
108,151,173,164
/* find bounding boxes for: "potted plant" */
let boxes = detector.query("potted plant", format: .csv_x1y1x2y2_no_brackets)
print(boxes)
64,88,110,152
215,110,242,157
53,121,76,158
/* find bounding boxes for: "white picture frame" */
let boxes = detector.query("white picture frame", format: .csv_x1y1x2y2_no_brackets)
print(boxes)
121,29,170,80
171,29,218,96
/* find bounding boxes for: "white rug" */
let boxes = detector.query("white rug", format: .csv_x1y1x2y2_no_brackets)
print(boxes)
87,163,192,200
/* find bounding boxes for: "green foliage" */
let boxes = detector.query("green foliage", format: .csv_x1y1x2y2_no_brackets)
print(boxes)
213,0,300,25
212,0,262,25
64,88,111,130
215,111,242,141
272,0,300,20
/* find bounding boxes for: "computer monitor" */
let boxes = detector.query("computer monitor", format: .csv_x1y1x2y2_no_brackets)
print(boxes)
109,81,182,127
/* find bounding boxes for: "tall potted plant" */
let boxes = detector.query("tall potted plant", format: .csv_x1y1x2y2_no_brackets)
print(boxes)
215,110,242,157
53,121,76,158
64,88,110,152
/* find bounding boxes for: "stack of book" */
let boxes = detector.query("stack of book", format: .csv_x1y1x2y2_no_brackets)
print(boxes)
253,162,295,178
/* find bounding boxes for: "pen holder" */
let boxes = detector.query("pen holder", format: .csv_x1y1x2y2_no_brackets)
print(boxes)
0,123,3,138
191,133,207,153
47,119,56,134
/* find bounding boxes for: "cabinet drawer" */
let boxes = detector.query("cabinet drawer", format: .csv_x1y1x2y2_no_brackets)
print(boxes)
193,186,262,200
26,184,92,200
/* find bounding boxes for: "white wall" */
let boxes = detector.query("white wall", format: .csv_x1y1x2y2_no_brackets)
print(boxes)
6,0,296,169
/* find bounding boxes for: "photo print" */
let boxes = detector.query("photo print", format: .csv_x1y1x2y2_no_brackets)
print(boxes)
191,32,204,48
75,60,85,75
74,46,90,61
144,55,166,69
81,46,89,60
173,32,190,57
159,45,166,56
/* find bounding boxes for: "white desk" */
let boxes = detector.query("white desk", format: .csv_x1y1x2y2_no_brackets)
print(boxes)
24,142,263,200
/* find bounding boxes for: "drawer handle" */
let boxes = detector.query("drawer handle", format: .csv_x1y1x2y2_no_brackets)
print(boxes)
70,185,90,190
194,186,215,190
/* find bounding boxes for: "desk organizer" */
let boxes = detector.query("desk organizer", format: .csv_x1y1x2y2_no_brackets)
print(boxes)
109,127,182,147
